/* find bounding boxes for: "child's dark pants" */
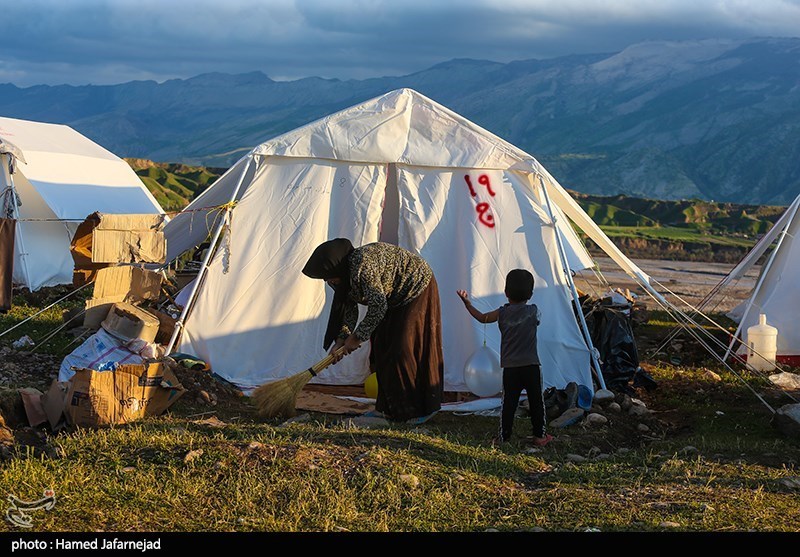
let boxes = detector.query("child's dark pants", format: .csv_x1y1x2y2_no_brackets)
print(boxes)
500,364,546,441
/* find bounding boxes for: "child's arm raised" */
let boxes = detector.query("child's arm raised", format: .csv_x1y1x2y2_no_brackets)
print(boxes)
456,290,499,323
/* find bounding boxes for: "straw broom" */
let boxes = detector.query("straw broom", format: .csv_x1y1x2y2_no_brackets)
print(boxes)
252,346,348,419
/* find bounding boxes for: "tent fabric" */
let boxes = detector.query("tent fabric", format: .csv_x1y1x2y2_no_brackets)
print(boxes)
165,88,646,393
726,197,800,357
0,117,164,291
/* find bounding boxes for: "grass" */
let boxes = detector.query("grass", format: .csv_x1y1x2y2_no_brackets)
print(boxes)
0,305,799,532
598,226,757,248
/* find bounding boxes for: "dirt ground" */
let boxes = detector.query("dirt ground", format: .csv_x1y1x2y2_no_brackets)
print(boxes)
574,256,759,313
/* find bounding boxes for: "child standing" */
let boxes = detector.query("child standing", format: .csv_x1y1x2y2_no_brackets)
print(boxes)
457,269,553,446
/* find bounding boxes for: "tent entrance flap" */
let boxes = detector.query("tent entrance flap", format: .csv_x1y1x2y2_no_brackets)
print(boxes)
379,163,400,245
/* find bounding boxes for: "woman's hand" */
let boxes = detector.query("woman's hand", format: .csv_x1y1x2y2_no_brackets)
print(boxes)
329,337,346,363
329,335,362,364
456,290,470,306
342,334,362,354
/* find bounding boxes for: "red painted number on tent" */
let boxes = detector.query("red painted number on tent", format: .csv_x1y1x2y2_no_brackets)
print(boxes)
464,173,496,228
476,202,495,228
478,174,496,196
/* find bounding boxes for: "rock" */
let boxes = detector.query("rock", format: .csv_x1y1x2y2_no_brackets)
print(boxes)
586,413,608,426
704,370,722,382
628,405,650,417
198,390,213,404
343,416,390,428
192,416,227,428
607,402,622,413
680,446,699,455
566,453,586,463
525,447,541,454
616,448,631,455
400,474,419,489
121,466,136,473
549,408,585,429
593,389,615,404
587,446,601,457
484,528,499,532
660,521,680,528
771,403,800,438
637,423,650,433
527,527,546,532
247,442,263,450
618,394,633,411
280,413,312,426
631,397,646,408
768,372,800,391
184,449,204,463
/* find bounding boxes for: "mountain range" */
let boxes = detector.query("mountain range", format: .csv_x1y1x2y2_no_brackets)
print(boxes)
2,37,799,204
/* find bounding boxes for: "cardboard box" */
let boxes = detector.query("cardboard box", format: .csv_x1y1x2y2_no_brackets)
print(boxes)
92,266,162,301
101,302,160,344
91,230,166,264
83,267,163,329
67,362,185,428
70,212,166,271
84,295,127,330
147,308,177,345
41,380,71,431
70,213,109,286
18,387,47,427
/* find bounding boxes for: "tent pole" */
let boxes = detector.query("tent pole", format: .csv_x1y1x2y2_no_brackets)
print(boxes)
723,199,800,362
538,176,606,390
165,154,255,355
2,154,32,291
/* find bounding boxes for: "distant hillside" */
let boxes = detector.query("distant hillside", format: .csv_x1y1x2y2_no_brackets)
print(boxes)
131,159,788,263
572,192,785,236
126,159,225,212
4,37,800,204
571,193,787,263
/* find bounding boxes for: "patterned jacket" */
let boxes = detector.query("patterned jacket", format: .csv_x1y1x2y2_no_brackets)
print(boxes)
339,242,432,341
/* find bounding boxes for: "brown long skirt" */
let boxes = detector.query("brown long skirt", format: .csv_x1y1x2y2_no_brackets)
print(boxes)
370,276,444,421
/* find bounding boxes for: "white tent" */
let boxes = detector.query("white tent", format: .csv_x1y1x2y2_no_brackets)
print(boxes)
721,195,800,364
163,88,651,393
0,116,164,291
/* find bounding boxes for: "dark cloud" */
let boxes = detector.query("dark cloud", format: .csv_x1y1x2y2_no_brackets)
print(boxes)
0,0,797,86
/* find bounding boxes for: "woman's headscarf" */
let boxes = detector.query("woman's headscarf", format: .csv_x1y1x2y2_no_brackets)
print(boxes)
302,238,354,349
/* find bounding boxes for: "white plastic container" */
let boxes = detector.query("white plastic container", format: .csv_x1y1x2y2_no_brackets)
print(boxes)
747,314,778,372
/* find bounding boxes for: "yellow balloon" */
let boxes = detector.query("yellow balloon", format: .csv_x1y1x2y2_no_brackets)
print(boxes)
364,372,378,399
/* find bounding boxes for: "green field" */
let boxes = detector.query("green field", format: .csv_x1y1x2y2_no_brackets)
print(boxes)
1,293,798,532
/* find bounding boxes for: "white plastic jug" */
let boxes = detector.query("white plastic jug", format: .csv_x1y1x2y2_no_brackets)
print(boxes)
747,314,778,372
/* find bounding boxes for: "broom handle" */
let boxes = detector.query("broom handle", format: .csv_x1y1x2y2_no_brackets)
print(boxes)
309,346,348,375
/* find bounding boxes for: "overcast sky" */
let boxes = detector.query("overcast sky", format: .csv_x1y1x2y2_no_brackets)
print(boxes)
0,0,798,87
